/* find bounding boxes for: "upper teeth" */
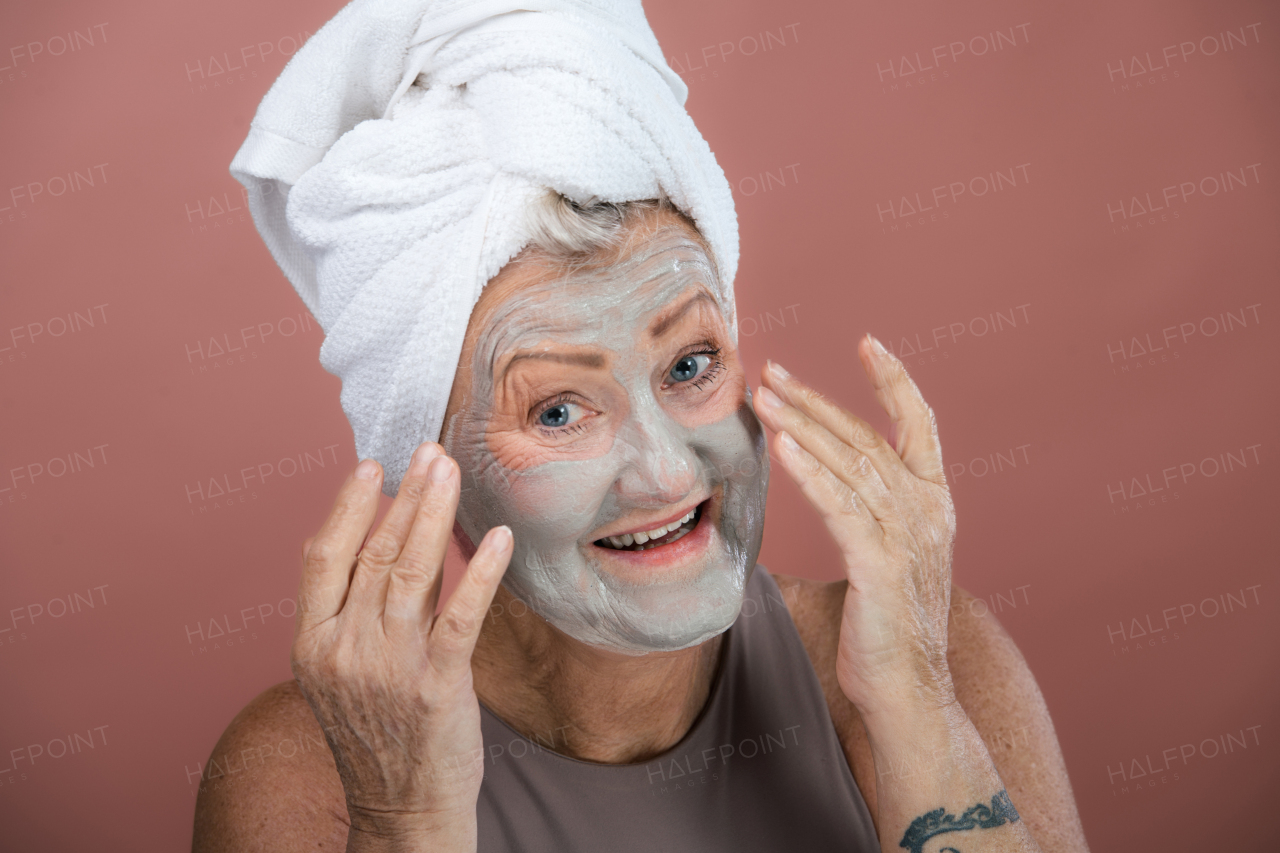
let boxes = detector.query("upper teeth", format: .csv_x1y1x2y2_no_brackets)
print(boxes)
606,507,697,549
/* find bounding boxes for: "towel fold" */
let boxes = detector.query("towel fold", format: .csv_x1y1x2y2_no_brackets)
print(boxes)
231,0,739,495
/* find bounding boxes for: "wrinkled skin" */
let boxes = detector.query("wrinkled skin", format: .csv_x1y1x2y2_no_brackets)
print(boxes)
290,447,510,850
288,209,771,849
750,351,958,718
286,207,972,852
440,222,768,654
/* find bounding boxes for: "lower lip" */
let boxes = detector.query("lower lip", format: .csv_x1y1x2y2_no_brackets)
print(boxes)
590,500,715,579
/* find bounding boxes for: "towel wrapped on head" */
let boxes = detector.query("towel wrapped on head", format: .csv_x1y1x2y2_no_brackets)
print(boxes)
231,0,739,495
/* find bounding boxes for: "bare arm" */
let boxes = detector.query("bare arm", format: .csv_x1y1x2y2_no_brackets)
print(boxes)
753,336,1084,853
944,584,1088,853
778,576,1089,853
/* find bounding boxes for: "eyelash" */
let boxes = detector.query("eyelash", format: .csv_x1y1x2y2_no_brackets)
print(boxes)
529,341,727,436
533,392,591,437
668,342,725,392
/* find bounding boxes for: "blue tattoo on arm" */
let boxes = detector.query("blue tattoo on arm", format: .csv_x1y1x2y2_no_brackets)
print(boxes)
898,789,1021,853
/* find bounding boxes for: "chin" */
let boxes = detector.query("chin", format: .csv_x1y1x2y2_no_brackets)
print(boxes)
519,549,755,656
556,597,744,656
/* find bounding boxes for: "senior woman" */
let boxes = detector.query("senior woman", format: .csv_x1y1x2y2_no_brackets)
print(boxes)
194,1,1089,851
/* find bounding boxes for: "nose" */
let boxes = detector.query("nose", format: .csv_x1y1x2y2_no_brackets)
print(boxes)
612,395,699,507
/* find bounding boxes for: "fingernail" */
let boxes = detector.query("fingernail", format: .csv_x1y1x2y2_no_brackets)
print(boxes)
767,360,791,380
489,525,513,549
429,455,453,483
756,385,784,411
868,335,887,355
778,431,799,452
409,442,440,475
355,459,380,480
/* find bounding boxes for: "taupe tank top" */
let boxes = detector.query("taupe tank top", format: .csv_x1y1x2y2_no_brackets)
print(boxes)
476,566,880,852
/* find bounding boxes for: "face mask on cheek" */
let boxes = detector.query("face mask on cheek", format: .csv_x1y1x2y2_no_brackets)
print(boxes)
446,388,769,655
443,228,769,654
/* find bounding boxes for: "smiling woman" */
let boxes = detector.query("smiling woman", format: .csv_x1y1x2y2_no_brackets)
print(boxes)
194,0,1090,851
443,197,766,653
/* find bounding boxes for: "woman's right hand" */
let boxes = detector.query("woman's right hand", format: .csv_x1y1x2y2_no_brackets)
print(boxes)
291,442,512,853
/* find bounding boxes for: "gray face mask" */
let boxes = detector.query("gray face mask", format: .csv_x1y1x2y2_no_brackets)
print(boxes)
442,226,768,655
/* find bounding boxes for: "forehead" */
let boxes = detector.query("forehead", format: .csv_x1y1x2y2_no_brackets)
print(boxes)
473,225,723,370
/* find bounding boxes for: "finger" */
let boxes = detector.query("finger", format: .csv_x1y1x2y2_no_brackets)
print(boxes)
343,442,443,623
378,454,460,634
772,431,883,565
301,537,315,563
760,360,909,492
752,383,896,521
859,335,947,485
426,525,513,677
296,459,383,632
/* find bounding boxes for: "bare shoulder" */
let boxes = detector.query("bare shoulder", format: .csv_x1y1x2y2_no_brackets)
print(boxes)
192,680,349,853
770,572,1090,853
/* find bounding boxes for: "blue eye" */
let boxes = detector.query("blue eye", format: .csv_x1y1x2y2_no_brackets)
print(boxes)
540,404,570,427
536,398,587,431
669,354,711,383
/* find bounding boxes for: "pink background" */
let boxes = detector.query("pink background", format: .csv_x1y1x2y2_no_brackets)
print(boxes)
2,0,1277,850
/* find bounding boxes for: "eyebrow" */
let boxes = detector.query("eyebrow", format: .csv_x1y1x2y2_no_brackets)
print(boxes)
648,291,716,339
501,349,607,380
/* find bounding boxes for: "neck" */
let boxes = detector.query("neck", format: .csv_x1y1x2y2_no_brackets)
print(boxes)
471,583,725,764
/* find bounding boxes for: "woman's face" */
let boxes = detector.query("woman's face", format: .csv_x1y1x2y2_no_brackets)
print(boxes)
441,210,768,654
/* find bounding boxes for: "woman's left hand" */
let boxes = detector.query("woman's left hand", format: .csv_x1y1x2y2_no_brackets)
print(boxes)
751,335,957,722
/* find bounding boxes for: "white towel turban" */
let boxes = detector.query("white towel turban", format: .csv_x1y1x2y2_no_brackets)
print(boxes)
230,0,739,495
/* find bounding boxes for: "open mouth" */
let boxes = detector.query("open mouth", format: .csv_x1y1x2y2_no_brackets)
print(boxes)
594,501,705,552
